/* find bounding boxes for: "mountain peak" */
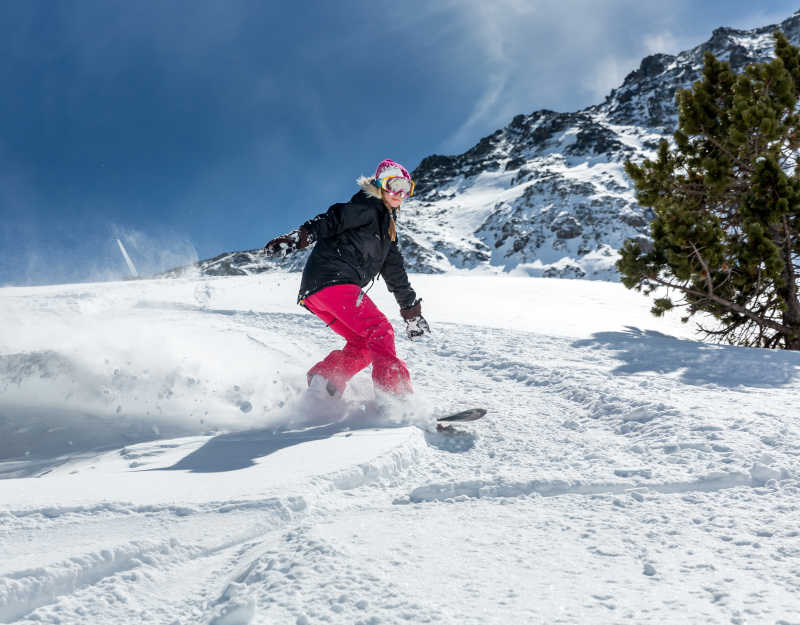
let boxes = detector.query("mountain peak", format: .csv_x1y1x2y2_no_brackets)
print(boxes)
186,11,800,283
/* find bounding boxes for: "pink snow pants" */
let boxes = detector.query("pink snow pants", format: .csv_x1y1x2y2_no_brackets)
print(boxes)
303,284,412,395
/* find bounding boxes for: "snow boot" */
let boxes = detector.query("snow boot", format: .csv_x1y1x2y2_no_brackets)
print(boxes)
306,374,343,400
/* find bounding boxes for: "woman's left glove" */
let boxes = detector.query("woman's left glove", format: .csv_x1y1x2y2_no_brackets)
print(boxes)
400,299,431,340
264,228,314,257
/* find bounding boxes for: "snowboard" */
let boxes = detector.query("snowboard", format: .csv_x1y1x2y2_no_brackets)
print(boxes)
436,407,487,422
435,408,487,431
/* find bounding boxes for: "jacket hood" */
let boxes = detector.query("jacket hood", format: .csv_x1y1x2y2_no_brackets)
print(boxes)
356,176,383,200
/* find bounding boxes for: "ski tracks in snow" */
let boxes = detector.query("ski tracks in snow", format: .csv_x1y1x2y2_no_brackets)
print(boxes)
3,304,800,623
197,314,800,624
1,492,308,623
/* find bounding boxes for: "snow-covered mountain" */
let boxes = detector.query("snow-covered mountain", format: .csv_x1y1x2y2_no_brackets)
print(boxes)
182,12,800,281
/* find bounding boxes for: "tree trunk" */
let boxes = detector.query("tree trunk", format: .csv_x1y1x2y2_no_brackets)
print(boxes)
776,225,800,349
781,307,800,349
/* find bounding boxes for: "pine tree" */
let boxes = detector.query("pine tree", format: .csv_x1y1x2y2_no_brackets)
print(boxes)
618,31,800,349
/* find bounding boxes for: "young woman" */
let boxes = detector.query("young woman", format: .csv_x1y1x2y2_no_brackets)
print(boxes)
264,159,430,401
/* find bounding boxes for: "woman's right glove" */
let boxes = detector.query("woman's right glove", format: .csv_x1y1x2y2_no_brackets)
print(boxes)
400,299,431,340
264,228,314,257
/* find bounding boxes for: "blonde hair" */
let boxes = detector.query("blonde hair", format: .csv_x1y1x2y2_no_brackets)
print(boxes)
356,176,397,241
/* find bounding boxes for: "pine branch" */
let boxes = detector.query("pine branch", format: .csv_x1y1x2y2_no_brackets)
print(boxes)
690,242,715,295
645,274,797,336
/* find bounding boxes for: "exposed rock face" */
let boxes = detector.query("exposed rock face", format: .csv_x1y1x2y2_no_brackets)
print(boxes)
186,12,800,281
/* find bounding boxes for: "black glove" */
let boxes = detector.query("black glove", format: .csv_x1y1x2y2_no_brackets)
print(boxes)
264,228,314,257
400,299,431,340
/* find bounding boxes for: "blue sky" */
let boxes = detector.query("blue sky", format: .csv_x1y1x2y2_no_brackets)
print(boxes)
1,1,798,285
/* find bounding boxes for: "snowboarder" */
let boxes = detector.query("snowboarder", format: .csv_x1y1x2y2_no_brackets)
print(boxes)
264,159,430,402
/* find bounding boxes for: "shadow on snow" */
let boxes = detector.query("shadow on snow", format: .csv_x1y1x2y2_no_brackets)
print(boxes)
159,418,391,473
159,419,477,473
573,326,800,388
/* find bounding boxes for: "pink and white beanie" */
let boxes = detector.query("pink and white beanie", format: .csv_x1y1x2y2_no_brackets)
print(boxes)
357,158,411,199
374,159,411,182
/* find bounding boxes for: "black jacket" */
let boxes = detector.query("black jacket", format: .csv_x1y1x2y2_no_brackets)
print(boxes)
297,191,417,309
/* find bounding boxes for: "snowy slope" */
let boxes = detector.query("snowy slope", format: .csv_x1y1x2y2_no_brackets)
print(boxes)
1,273,799,624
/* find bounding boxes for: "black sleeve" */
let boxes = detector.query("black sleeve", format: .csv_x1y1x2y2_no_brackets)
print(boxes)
381,241,417,309
301,201,374,240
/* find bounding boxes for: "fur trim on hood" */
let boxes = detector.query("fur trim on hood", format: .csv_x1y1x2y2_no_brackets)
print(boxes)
356,175,383,200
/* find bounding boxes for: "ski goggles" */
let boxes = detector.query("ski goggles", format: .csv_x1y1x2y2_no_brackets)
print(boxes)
376,175,415,197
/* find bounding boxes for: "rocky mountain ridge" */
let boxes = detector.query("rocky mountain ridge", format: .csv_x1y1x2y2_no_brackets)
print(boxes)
183,11,800,281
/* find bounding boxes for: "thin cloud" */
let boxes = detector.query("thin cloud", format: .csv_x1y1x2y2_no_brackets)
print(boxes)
438,0,696,151
445,74,509,151
584,55,640,103
441,1,530,150
642,32,682,55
